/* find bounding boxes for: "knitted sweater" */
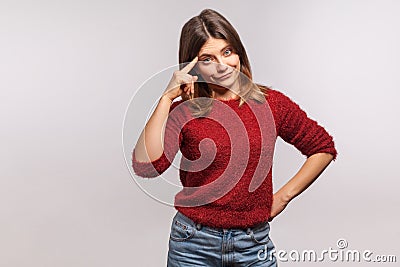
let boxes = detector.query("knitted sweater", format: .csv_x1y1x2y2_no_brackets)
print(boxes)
132,89,337,228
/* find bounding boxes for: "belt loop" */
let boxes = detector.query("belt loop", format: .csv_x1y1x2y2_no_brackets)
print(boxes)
196,223,202,230
246,227,252,235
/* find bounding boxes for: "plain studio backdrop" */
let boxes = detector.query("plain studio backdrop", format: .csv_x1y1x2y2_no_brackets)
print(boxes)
1,0,399,266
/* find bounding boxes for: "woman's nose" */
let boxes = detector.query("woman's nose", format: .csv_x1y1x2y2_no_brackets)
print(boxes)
215,59,229,73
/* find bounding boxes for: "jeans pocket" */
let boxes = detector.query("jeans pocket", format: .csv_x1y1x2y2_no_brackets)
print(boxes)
169,219,195,242
250,227,270,245
250,222,271,245
234,223,271,251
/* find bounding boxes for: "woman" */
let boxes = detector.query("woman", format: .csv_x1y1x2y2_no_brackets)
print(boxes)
132,9,337,267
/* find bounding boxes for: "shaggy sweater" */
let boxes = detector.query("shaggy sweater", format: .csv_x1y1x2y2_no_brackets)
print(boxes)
132,89,337,228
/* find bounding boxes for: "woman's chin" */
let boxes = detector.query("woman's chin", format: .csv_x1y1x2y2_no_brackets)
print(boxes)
210,77,239,90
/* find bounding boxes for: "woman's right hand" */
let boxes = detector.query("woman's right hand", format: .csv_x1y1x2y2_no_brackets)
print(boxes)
162,56,198,101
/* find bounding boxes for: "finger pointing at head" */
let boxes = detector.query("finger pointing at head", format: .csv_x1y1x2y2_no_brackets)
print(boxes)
181,56,198,74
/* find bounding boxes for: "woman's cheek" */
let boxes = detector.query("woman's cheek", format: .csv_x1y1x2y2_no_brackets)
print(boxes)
197,65,214,81
226,54,240,67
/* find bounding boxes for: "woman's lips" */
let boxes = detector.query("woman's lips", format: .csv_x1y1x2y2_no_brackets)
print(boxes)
215,71,233,80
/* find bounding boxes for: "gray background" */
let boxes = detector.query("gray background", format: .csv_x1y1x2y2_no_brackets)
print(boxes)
1,0,399,266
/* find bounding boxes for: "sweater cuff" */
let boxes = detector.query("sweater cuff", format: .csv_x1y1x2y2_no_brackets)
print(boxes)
131,147,170,178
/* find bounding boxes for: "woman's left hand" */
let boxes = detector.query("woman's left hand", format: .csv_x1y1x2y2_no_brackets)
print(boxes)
268,193,290,222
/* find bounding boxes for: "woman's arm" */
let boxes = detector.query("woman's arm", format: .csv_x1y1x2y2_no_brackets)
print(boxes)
134,57,198,162
132,96,183,178
132,57,198,177
267,89,338,221
134,95,173,162
269,152,334,221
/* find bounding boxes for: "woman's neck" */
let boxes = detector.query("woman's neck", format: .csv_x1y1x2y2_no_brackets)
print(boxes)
210,84,240,101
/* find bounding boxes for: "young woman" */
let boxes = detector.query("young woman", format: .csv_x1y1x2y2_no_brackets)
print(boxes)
132,9,337,267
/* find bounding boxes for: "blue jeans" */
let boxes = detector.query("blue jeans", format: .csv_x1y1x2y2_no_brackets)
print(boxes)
167,211,278,267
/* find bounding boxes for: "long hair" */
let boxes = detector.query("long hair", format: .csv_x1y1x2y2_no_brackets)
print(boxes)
178,9,271,117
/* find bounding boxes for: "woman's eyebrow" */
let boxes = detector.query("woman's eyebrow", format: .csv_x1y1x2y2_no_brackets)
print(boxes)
198,45,231,58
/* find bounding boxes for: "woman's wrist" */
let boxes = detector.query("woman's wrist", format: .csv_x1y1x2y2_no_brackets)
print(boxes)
160,94,174,104
275,188,294,204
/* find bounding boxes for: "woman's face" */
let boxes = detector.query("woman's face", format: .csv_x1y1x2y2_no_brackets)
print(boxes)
195,38,241,90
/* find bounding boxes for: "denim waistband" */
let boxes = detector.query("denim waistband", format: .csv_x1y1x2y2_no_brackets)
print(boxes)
174,211,269,235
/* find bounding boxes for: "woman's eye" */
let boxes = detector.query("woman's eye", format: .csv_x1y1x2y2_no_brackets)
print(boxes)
202,58,211,63
224,49,232,56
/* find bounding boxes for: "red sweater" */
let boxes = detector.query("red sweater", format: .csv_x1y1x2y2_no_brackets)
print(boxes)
132,89,337,228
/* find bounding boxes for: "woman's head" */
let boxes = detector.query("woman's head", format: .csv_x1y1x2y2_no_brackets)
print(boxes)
178,9,270,115
179,9,252,85
196,38,241,94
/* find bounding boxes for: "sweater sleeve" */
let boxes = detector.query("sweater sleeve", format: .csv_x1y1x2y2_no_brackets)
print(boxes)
273,90,338,161
131,100,184,178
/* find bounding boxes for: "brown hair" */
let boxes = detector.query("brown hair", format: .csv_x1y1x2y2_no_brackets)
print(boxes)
178,9,271,117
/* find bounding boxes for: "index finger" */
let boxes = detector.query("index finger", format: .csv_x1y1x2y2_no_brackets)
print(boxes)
181,56,198,74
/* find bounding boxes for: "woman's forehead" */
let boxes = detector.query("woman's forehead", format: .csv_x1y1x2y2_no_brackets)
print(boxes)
198,38,230,56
